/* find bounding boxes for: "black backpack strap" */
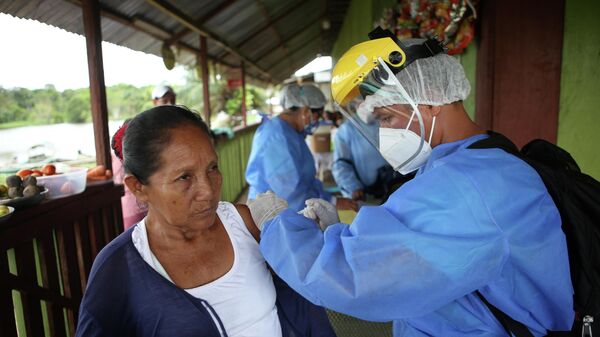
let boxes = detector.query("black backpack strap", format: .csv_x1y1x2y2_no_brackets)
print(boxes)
476,291,534,337
467,131,522,157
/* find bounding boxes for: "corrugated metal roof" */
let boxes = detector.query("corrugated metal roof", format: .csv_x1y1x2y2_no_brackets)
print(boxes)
0,0,350,83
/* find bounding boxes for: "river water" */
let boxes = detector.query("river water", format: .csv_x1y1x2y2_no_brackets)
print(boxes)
0,121,124,169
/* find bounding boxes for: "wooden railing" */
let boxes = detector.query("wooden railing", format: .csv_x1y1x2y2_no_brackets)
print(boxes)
0,181,124,337
215,123,258,202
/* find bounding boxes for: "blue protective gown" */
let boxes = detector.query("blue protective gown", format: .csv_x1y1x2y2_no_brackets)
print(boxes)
246,116,331,212
260,134,574,337
332,121,390,197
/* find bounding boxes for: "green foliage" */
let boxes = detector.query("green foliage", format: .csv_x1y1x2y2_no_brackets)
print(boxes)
0,67,269,129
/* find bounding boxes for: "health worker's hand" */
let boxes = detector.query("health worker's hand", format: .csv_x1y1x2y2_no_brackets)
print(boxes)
247,191,288,231
299,198,340,231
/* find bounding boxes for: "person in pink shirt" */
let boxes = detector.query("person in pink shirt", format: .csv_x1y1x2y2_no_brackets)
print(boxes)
111,122,148,230
111,85,177,229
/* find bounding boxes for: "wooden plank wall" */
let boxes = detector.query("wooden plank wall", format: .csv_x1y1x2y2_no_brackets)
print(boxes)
0,182,124,337
476,0,565,147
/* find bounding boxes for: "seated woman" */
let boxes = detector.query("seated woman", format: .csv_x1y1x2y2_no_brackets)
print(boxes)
76,106,336,337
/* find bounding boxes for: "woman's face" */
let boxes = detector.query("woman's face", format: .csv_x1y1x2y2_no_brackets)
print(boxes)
141,124,222,229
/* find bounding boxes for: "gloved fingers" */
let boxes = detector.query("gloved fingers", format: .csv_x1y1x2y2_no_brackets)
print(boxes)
304,207,318,220
308,199,336,214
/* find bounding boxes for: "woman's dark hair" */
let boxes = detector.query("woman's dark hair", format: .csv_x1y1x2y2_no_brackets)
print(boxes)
122,105,211,184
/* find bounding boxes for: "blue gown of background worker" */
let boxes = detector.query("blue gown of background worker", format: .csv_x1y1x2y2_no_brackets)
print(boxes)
333,120,389,198
258,38,574,336
245,84,331,212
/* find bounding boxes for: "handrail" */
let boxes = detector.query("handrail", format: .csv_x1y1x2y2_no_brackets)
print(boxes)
0,181,124,337
215,123,259,202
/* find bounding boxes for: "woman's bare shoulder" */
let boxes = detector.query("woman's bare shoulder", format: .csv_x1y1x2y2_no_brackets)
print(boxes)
234,204,260,242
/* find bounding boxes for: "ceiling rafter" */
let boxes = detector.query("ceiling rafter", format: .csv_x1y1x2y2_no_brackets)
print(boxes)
213,0,303,61
237,0,303,49
64,0,269,81
166,0,238,45
146,0,271,79
255,0,292,73
268,29,322,72
251,14,324,65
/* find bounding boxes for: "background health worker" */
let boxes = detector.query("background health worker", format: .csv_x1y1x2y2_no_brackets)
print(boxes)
245,83,357,212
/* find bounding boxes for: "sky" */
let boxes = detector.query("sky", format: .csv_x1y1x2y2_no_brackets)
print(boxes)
294,56,332,77
0,13,330,92
0,13,187,91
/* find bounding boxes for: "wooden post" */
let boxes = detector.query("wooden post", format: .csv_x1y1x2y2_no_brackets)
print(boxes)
241,61,247,127
199,35,211,127
475,0,564,147
82,0,111,168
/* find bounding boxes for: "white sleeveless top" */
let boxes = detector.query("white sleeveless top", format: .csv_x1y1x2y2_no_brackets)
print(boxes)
132,202,283,337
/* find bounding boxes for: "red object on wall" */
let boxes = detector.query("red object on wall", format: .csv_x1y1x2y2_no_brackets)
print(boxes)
227,79,242,89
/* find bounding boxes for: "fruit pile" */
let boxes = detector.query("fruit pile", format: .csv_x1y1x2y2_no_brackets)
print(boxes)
1,174,43,200
86,165,113,182
16,164,57,178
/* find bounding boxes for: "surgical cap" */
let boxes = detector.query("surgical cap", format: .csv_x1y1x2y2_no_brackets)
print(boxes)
302,84,327,109
395,38,471,106
279,83,308,110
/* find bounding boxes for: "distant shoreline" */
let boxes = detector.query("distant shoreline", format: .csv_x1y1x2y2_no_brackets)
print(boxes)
0,120,52,130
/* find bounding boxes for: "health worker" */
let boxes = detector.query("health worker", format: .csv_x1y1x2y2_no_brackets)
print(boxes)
245,83,357,212
250,28,574,336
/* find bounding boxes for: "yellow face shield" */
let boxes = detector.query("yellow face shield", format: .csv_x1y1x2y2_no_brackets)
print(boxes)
331,28,446,174
331,27,445,106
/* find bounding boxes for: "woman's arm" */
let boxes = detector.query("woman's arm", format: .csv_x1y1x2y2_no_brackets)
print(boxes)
235,204,261,242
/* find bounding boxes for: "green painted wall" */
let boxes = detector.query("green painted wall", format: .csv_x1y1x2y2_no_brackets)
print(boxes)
332,0,373,62
459,44,477,121
332,0,398,62
557,0,600,180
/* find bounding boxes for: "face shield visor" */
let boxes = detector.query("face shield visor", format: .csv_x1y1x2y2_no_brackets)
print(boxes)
333,30,445,174
337,59,437,174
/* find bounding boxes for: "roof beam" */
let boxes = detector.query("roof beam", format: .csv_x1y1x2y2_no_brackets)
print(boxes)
63,0,253,73
166,0,238,44
268,29,322,72
252,14,323,64
255,0,291,72
237,0,303,49
146,0,271,79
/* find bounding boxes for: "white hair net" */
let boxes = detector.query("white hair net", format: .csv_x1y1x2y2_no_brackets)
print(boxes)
394,38,471,106
279,83,308,110
357,85,404,121
301,84,327,109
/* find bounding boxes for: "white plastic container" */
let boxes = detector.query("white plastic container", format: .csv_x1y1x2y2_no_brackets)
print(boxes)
36,167,87,200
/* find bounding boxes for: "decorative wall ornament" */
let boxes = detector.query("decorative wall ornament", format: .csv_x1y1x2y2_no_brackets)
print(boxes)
375,0,477,55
